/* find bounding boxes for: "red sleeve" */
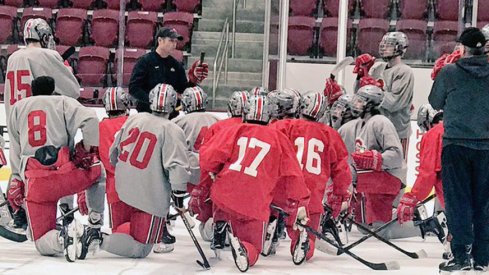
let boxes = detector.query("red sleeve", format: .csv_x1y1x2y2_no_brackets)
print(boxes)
200,127,236,174
410,127,441,201
328,129,352,195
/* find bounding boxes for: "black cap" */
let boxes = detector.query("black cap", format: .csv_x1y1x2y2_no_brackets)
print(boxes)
458,27,487,48
156,27,183,41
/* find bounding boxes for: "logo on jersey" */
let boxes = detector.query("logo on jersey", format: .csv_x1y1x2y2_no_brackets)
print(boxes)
355,138,367,153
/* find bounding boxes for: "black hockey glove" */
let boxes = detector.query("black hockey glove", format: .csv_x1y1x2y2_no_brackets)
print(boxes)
172,190,187,210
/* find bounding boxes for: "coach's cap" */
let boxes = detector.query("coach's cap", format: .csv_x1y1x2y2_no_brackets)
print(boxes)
458,27,487,48
156,27,183,41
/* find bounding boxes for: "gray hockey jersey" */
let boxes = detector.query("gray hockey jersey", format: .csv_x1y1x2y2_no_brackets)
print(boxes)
172,112,219,152
4,47,80,119
370,62,414,139
338,115,406,185
110,113,190,217
8,95,99,182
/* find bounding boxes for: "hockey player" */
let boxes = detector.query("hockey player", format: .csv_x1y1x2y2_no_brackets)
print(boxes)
199,95,310,271
271,91,352,262
188,90,248,242
369,32,414,159
4,18,79,119
321,78,345,126
6,76,101,262
90,83,190,259
338,85,405,231
268,88,302,122
250,86,268,96
330,94,356,130
483,24,489,54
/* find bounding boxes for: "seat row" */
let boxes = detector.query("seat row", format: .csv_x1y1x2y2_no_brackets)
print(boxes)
2,0,200,13
0,6,195,50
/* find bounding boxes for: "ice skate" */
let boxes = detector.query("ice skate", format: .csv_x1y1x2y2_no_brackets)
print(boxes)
210,221,227,258
292,228,309,265
154,225,176,253
261,216,277,256
228,229,249,272
62,219,83,262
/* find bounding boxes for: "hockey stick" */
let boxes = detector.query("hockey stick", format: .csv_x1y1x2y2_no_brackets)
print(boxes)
0,200,7,208
330,56,354,81
56,206,79,221
61,46,76,61
270,205,400,271
336,193,436,256
174,206,211,270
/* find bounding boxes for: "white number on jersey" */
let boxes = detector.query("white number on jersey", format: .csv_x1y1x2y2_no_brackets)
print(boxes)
294,137,324,175
229,137,271,177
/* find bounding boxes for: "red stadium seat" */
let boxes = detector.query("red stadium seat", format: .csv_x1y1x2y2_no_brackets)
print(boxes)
435,0,459,21
126,11,158,48
35,0,59,8
76,46,110,87
0,6,18,44
55,8,87,46
70,0,94,9
163,12,194,50
432,20,458,57
319,17,352,57
21,7,52,30
173,0,200,13
170,49,184,63
396,19,427,59
323,0,353,17
113,48,146,86
357,18,389,56
90,9,119,47
287,16,316,56
4,0,24,7
477,21,489,29
138,0,166,11
359,0,391,18
478,1,489,22
7,44,19,57
101,0,130,10
399,0,427,19
289,0,316,16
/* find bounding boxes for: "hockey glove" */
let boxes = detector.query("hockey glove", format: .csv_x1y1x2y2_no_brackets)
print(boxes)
324,78,344,106
188,60,209,84
172,190,187,211
353,53,376,77
352,149,383,171
397,192,419,224
326,191,351,219
188,185,210,216
7,179,25,213
293,206,308,231
73,141,99,170
77,191,88,216
0,147,6,168
359,76,384,90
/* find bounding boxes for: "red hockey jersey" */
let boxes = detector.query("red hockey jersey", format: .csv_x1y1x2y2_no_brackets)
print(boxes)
200,123,310,222
271,119,352,214
411,122,444,208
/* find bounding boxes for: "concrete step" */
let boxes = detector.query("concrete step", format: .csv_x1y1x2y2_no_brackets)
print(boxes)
188,56,263,72
200,72,261,87
202,8,265,21
192,42,263,59
203,0,265,9
197,18,264,33
192,31,263,42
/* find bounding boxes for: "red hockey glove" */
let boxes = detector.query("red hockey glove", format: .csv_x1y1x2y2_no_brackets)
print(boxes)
188,185,210,215
431,49,462,80
0,147,6,168
7,179,25,213
188,60,209,84
359,76,384,90
353,53,376,77
324,78,344,106
327,191,351,219
352,149,383,171
73,141,99,170
77,191,88,215
397,192,419,224
445,48,463,64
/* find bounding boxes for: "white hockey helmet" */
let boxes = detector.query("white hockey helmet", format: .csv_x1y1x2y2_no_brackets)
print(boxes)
379,32,409,60
330,94,356,129
250,86,268,96
182,86,208,113
243,95,272,124
23,18,55,49
228,90,249,117
417,104,443,132
482,24,489,53
268,88,302,119
102,87,130,113
300,91,327,121
149,83,177,113
349,85,384,117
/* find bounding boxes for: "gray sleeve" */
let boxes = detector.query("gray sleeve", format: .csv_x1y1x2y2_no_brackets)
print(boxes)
428,68,449,110
381,68,414,113
161,125,190,192
109,129,123,167
7,106,22,182
375,119,404,170
51,51,80,99
63,97,99,146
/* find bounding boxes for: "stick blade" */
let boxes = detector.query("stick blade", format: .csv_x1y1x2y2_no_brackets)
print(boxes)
384,261,401,270
416,249,428,259
0,224,28,242
331,56,354,78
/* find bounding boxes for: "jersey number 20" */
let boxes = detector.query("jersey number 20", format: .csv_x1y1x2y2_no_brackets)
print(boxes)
229,137,271,177
119,128,157,169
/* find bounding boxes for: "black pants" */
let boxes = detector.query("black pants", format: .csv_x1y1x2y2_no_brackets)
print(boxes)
442,145,489,265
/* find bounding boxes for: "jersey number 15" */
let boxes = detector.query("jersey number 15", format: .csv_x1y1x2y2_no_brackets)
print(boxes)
6,70,32,106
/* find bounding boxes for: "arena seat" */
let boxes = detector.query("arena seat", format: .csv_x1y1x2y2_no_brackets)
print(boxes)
138,0,166,12
4,0,24,7
323,0,353,17
432,20,458,57
478,0,489,22
357,18,389,56
359,0,391,18
435,0,459,21
70,0,94,9
76,46,110,87
319,17,352,57
35,0,59,8
6,44,19,57
289,0,316,16
113,48,146,86
396,19,427,59
170,49,184,63
21,7,52,30
162,11,194,50
399,0,427,19
287,16,316,56
126,11,158,48
0,5,18,44
172,0,200,13
90,9,119,47
101,0,130,10
55,8,87,46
